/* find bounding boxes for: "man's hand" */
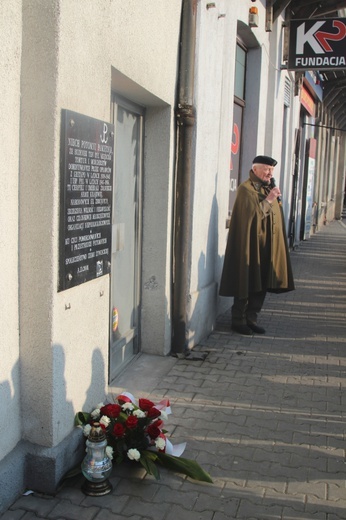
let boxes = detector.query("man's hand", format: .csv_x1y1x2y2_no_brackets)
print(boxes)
266,186,281,204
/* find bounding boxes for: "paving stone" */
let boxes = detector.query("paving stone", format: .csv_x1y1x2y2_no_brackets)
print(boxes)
165,504,214,520
287,480,326,499
212,512,236,520
94,512,147,520
112,479,159,502
282,505,327,520
325,513,346,520
152,487,199,509
121,497,171,519
21,514,45,520
81,491,129,514
193,493,240,516
0,510,26,519
10,495,59,517
47,501,100,520
237,499,283,520
54,487,86,506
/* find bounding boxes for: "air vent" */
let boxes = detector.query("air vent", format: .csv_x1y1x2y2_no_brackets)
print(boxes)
284,77,292,107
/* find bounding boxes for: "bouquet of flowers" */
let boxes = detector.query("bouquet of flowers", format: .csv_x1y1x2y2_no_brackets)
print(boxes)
75,392,212,483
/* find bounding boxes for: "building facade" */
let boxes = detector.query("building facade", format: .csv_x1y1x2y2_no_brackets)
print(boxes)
1,0,345,512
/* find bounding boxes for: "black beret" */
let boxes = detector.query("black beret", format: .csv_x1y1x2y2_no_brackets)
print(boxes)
252,155,277,167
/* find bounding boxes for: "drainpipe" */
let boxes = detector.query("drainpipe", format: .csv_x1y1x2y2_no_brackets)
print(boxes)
172,0,197,356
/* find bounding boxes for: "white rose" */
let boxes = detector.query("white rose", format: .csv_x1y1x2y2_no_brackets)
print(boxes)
155,437,166,451
122,403,134,411
133,409,146,418
91,408,100,419
127,448,141,461
99,415,111,428
105,446,114,460
83,424,92,437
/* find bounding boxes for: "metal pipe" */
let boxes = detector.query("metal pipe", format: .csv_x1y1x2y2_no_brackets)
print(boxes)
172,0,197,355
303,122,346,132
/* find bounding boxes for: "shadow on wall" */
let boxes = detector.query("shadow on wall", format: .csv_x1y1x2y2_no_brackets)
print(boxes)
25,345,108,496
187,189,226,348
0,343,108,514
0,361,24,514
82,347,106,413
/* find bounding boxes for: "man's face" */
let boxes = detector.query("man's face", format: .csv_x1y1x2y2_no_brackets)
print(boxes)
252,163,274,184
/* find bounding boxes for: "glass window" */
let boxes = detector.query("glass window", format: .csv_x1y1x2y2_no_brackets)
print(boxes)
234,44,246,100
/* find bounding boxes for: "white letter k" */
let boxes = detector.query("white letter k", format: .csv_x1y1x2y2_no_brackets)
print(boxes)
296,22,325,54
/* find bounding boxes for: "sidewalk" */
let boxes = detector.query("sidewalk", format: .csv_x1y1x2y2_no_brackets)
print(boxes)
2,219,346,520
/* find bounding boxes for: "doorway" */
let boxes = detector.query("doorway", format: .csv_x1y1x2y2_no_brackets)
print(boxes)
109,94,144,382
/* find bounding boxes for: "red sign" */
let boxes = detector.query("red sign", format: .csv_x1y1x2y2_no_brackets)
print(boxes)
300,86,315,117
229,103,243,213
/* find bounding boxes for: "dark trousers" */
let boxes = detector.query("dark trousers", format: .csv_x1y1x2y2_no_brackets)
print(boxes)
232,291,267,326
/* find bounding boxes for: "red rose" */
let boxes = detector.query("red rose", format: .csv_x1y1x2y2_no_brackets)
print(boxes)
113,423,125,437
100,404,122,418
138,398,155,411
151,419,163,429
125,416,138,429
147,424,161,439
147,407,161,419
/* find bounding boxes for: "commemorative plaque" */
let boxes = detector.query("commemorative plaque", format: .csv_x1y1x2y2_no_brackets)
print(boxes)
59,109,114,291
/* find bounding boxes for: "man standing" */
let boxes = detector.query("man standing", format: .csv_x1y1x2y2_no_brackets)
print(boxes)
219,155,295,335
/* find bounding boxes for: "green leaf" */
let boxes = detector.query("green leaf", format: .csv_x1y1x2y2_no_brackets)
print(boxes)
115,454,124,465
155,453,213,483
142,450,159,462
140,452,161,480
74,412,90,426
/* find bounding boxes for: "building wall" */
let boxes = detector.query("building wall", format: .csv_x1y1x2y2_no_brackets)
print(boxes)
20,0,181,444
0,0,24,509
189,0,296,345
188,0,235,345
1,0,182,511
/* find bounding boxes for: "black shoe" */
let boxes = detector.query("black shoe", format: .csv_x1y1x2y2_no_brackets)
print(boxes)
247,322,266,334
231,324,253,336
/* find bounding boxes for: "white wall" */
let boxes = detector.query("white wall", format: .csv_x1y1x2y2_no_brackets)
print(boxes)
0,1,24,511
18,0,182,452
188,0,295,345
0,0,22,459
0,0,183,509
187,0,236,344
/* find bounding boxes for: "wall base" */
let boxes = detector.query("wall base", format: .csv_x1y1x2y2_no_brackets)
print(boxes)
0,428,84,514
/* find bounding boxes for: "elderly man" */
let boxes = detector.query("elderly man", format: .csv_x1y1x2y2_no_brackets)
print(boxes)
219,155,295,335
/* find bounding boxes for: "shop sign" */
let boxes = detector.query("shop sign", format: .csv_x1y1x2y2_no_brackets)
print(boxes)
288,18,346,71
300,85,315,116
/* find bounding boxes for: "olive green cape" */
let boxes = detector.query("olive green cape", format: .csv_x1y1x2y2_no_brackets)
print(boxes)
219,176,295,298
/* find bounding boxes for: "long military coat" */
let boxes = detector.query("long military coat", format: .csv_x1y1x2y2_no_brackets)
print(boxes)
219,173,295,299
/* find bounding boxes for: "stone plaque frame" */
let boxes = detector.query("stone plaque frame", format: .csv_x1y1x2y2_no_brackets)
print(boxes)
59,109,114,291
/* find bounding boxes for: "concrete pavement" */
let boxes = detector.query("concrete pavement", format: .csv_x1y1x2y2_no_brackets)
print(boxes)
2,218,346,520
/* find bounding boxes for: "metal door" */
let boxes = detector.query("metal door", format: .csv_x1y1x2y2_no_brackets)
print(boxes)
109,94,143,381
